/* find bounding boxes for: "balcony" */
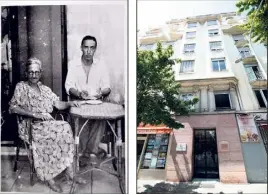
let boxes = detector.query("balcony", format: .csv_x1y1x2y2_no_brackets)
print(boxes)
221,23,246,34
247,71,267,88
239,52,257,63
234,39,248,47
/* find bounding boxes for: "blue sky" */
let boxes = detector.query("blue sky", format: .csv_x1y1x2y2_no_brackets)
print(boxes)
138,0,242,31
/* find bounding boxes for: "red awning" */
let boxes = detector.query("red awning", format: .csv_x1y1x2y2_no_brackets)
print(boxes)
137,123,173,134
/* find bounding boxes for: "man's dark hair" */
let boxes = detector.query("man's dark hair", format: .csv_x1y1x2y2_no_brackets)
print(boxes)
81,35,97,47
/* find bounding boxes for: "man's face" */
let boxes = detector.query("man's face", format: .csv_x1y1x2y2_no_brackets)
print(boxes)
81,39,97,61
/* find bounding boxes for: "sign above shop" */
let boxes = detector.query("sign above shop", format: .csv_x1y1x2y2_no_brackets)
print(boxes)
176,143,187,152
137,129,172,134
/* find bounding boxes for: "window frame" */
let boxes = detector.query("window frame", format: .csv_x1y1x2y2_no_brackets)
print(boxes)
211,58,226,72
187,22,197,28
208,29,219,37
207,20,218,26
181,93,195,110
214,92,232,110
183,43,196,53
254,89,267,108
238,46,251,58
186,31,196,39
209,41,222,51
180,60,195,73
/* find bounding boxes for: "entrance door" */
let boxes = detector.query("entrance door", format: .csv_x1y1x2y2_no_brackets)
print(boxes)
194,129,219,178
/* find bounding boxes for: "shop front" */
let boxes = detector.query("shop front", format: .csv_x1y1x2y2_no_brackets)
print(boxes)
236,112,267,183
137,124,173,180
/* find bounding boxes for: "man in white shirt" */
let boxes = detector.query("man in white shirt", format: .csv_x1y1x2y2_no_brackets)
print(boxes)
65,35,111,165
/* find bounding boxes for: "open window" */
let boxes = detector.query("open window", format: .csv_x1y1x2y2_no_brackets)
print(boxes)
214,93,232,110
254,89,267,108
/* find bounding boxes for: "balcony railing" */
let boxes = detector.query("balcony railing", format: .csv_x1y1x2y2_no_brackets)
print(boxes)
239,51,252,58
247,71,265,82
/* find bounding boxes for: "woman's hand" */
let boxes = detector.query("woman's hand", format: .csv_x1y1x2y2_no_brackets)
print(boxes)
69,101,81,107
34,113,54,121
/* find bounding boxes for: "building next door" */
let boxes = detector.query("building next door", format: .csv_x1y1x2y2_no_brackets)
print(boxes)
194,129,219,178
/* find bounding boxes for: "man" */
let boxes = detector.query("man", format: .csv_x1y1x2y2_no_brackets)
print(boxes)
65,35,111,164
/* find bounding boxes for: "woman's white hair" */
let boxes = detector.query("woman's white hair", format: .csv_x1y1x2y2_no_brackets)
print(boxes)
26,57,42,71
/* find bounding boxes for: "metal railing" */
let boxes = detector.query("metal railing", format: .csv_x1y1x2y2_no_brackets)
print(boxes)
247,71,265,82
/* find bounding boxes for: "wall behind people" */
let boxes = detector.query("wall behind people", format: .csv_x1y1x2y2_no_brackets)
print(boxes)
66,2,127,104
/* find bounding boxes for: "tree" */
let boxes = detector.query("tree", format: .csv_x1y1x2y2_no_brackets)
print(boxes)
137,42,198,129
236,0,268,43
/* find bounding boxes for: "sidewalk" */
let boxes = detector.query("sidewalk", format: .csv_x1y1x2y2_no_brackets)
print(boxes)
138,179,268,194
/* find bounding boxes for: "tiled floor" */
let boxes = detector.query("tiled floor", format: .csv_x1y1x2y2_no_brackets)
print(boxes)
1,154,125,194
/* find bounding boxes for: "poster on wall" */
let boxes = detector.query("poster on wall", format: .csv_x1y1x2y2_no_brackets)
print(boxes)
236,113,259,142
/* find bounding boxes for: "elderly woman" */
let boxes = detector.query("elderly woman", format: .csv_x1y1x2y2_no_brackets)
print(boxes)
9,58,86,193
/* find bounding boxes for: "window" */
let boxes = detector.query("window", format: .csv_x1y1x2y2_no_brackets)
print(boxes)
215,93,231,110
212,58,226,71
238,47,251,58
208,29,219,37
162,41,175,48
141,134,169,169
186,31,196,39
139,43,154,50
254,89,267,108
180,60,194,73
188,22,197,28
244,64,263,81
207,20,217,26
181,94,195,110
210,41,222,51
183,43,196,53
232,34,245,42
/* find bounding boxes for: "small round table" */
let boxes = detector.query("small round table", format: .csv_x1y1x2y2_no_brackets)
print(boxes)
69,102,125,193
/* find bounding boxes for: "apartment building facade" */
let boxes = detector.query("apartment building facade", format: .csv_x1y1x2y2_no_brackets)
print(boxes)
137,12,267,183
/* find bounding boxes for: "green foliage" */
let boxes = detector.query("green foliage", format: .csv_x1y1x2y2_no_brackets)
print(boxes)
137,42,199,129
236,0,268,43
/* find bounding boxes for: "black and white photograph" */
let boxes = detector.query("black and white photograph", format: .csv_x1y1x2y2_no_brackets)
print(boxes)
1,1,127,194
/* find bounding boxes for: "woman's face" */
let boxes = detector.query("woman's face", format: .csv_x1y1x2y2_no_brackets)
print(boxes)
27,63,41,84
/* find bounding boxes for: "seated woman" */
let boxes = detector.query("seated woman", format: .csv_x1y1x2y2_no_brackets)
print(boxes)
9,57,86,193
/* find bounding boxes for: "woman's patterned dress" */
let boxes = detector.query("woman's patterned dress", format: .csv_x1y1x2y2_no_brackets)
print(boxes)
9,81,74,181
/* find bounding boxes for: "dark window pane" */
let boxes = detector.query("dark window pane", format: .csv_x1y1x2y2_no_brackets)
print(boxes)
255,90,266,108
262,90,267,102
215,94,231,109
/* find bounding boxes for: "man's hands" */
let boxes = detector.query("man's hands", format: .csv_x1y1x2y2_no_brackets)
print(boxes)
80,90,98,100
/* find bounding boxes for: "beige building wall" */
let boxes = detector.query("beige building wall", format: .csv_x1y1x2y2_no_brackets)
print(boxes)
66,2,127,103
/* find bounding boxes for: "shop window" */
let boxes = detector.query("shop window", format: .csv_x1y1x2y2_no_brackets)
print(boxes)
254,89,267,108
141,134,169,169
214,93,231,110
